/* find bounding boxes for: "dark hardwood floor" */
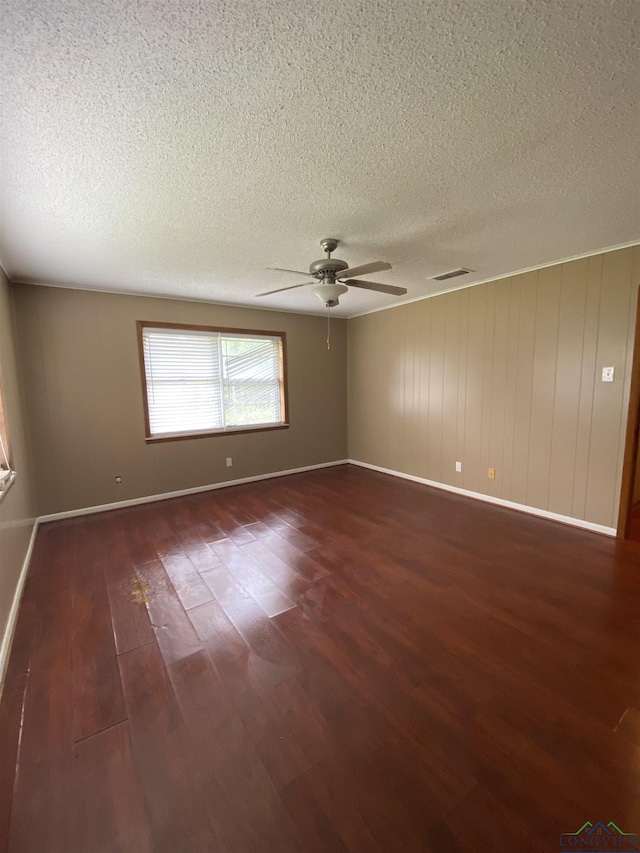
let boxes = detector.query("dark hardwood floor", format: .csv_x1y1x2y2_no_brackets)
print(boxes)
1,464,639,852
629,502,640,542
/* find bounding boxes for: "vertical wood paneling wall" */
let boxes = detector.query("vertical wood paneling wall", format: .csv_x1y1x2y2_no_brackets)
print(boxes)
348,246,640,528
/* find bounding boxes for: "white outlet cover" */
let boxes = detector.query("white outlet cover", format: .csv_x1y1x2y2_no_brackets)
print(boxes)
602,366,615,382
226,457,233,466
455,461,462,472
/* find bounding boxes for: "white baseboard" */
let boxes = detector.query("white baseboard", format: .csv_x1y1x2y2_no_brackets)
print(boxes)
38,459,350,523
347,459,617,537
0,518,39,690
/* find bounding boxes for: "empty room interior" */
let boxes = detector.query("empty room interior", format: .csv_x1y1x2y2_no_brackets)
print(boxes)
1,1,640,851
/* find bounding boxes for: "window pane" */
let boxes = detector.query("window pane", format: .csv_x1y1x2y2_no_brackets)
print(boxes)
143,329,223,435
0,363,12,476
221,336,281,426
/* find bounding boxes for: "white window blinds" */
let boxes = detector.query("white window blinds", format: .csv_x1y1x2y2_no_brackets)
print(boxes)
141,326,285,437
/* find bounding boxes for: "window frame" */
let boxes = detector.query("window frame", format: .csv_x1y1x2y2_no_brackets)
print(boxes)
0,364,16,501
136,320,290,443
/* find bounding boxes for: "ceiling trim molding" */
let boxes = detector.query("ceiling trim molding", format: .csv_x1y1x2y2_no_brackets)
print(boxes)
8,278,336,320
347,239,640,319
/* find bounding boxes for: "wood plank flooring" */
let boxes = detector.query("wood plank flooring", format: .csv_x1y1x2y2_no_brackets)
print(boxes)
1,464,640,852
629,502,640,542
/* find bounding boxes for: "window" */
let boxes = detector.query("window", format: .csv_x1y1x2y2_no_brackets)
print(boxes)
0,368,14,496
138,322,289,440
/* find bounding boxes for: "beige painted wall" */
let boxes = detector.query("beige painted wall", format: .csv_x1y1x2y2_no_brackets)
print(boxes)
348,246,640,529
14,286,347,515
0,271,36,680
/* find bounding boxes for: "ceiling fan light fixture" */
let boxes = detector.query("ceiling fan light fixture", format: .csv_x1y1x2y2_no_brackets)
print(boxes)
311,282,348,307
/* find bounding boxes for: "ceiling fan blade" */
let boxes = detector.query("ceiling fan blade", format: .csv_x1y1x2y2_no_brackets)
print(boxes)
255,282,309,296
340,261,392,278
344,279,407,296
267,267,311,277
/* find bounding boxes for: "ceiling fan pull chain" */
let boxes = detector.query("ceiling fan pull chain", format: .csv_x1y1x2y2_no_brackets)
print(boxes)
327,308,331,350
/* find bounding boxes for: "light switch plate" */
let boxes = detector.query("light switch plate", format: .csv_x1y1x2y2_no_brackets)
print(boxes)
602,366,615,382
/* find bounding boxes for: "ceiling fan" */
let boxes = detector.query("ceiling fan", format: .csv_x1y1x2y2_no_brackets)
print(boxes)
256,238,407,307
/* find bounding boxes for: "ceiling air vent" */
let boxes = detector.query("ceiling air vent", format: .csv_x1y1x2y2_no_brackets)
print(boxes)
430,267,473,282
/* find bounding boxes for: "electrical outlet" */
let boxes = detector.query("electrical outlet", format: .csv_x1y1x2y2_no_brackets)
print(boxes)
226,457,233,467
115,476,122,484
455,461,462,473
602,366,615,382
488,468,495,480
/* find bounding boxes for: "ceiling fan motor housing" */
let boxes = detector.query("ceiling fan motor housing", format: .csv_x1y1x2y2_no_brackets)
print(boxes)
309,257,349,280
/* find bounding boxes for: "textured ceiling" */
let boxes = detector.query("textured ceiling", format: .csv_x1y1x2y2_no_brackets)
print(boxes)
1,0,638,318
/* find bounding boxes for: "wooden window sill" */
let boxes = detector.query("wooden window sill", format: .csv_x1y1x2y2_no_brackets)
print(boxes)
145,424,290,443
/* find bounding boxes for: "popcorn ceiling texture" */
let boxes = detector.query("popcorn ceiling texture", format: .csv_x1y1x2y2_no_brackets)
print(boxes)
1,0,638,317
